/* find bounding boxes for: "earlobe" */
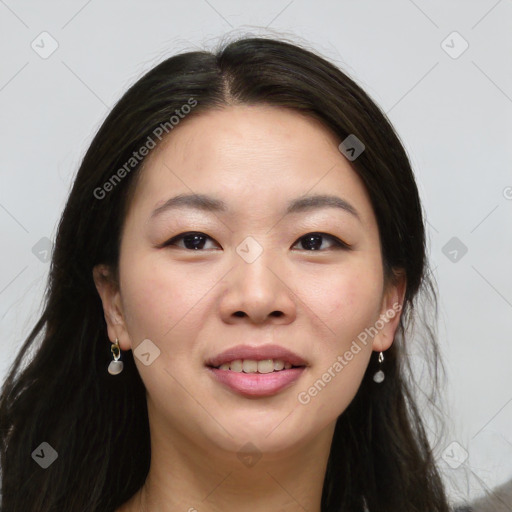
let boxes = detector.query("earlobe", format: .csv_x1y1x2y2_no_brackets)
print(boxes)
92,264,131,351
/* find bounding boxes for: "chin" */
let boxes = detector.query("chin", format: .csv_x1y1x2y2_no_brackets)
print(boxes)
198,412,321,458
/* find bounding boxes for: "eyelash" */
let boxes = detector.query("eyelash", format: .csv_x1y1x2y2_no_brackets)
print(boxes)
161,231,352,252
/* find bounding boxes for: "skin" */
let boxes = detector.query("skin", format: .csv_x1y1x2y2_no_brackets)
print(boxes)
93,105,406,512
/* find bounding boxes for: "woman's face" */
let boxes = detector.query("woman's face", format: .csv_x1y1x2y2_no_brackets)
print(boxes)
96,105,404,458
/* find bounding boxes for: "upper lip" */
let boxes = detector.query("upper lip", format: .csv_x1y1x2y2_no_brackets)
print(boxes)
206,344,308,368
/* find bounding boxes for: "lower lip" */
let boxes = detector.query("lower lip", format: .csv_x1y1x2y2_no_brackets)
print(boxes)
207,367,306,397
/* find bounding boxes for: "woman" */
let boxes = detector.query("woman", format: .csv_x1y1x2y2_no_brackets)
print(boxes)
0,36,455,511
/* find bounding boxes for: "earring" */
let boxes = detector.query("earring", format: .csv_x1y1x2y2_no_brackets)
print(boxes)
108,338,124,375
373,351,385,383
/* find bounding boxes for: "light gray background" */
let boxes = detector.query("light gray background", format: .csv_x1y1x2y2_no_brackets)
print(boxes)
1,0,511,507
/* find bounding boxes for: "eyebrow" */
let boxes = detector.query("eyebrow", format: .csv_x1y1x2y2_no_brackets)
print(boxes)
150,193,361,221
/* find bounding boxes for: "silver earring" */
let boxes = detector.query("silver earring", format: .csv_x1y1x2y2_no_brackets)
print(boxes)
373,351,385,383
108,338,124,375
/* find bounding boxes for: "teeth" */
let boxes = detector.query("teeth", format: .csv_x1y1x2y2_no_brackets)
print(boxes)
230,359,243,372
242,360,258,373
216,358,298,373
274,360,284,371
257,359,274,374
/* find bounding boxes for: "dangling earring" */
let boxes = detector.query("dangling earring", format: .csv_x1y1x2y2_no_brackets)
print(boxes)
373,351,385,383
108,338,124,375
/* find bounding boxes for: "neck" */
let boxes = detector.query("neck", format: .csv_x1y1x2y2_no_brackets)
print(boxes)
120,407,336,512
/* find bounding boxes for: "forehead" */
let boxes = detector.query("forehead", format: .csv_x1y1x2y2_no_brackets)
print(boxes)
126,105,376,225
153,105,342,171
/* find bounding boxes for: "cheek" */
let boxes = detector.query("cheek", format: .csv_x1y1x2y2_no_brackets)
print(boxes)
118,250,220,359
297,269,379,420
118,251,189,343
299,258,382,395
120,268,168,340
315,261,384,336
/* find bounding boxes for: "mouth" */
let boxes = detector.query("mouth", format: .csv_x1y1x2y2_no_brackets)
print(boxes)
205,344,308,398
207,359,305,373
205,343,308,370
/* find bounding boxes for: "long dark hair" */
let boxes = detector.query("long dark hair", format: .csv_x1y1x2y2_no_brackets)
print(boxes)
0,36,450,511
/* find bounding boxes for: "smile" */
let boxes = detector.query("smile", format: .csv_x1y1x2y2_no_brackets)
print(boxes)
207,362,306,398
213,358,303,373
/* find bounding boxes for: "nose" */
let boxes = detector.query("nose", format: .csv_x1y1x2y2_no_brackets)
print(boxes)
219,252,297,325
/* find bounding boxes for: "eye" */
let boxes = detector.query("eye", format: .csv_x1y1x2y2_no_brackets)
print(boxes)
161,231,351,252
161,232,220,251
291,232,351,251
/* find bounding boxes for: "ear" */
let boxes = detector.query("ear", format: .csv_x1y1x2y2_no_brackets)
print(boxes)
92,264,132,351
372,268,407,353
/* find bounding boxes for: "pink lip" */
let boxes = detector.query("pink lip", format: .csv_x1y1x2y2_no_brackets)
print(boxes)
207,367,306,398
205,344,308,368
